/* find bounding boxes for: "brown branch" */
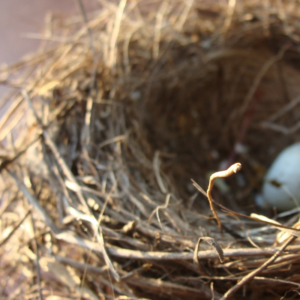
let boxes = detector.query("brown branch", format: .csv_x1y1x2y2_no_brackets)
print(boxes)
105,244,300,262
220,236,296,299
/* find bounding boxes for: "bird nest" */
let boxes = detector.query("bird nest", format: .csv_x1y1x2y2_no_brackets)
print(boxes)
2,0,300,299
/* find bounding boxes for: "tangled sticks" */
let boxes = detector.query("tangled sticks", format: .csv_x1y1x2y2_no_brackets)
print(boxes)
207,163,242,232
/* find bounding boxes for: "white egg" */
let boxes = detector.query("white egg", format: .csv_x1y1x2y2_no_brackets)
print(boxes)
262,142,300,211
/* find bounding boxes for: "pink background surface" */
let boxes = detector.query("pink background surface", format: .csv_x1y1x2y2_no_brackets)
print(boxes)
0,0,98,105
0,0,95,65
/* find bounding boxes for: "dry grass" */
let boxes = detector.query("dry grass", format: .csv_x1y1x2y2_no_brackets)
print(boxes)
2,0,300,299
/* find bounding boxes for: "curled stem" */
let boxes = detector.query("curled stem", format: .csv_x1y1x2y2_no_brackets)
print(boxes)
207,163,242,232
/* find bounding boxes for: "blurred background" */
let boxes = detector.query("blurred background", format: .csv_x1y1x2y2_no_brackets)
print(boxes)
0,0,98,98
0,0,98,65
1,0,73,66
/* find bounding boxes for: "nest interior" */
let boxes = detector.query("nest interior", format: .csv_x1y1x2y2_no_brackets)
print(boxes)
2,1,300,299
136,37,300,211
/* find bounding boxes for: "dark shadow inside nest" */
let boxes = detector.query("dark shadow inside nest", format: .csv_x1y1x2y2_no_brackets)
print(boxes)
131,40,300,214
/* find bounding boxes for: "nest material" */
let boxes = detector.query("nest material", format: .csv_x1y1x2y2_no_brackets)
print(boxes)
2,0,300,299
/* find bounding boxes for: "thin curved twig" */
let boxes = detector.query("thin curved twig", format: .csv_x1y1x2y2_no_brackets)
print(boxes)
207,163,242,232
147,193,171,229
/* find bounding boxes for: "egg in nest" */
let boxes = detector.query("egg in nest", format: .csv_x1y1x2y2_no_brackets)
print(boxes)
262,142,300,211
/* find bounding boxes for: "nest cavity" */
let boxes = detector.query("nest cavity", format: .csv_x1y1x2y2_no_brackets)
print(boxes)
2,1,300,299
